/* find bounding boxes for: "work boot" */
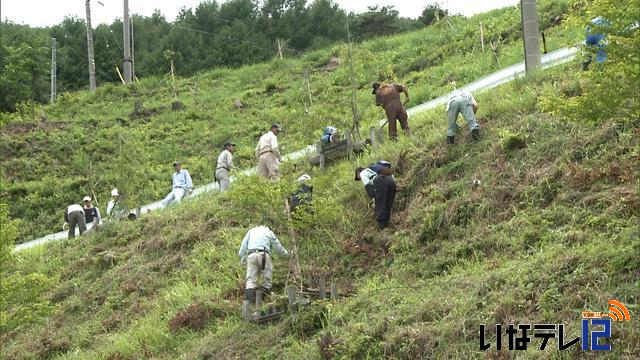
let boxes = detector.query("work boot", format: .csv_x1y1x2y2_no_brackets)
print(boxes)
259,286,271,296
447,135,455,145
471,128,480,141
244,288,256,303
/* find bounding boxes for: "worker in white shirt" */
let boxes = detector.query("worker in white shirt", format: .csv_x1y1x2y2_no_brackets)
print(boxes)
216,141,235,192
354,166,378,199
238,225,289,303
63,203,86,238
106,188,126,220
255,124,283,179
446,88,480,144
161,161,193,207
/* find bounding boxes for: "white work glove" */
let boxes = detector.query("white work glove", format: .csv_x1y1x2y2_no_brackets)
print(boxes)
62,222,69,231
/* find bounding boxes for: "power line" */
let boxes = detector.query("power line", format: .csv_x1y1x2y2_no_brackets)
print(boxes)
171,23,305,54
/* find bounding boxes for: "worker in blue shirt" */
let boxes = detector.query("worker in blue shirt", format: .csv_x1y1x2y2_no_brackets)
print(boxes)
583,17,609,70
161,161,193,207
238,225,289,303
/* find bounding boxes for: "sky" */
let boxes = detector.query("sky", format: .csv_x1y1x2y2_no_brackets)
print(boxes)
1,0,520,27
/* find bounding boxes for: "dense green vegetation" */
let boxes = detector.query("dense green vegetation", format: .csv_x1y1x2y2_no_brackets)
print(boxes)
1,1,576,243
2,0,638,358
2,62,638,359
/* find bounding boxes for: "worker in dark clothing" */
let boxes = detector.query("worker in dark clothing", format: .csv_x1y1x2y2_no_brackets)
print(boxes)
63,203,86,238
373,173,397,230
290,174,313,213
372,82,411,140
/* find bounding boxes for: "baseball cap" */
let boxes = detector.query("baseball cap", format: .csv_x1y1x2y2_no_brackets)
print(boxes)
173,161,181,166
223,141,236,149
83,196,91,202
111,188,119,197
297,174,311,182
271,123,283,131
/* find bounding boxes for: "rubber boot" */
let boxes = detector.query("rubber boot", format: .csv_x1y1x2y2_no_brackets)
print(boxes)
471,129,480,142
447,136,455,144
245,288,256,304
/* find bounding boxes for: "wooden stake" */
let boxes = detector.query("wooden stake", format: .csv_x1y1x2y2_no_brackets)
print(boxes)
115,66,126,85
319,277,326,299
277,39,283,59
480,22,485,52
287,286,297,314
241,300,251,321
370,126,378,151
330,282,337,301
305,70,312,106
490,41,501,67
284,198,302,289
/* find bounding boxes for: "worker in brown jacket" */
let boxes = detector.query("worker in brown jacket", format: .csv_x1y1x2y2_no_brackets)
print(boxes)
372,82,411,140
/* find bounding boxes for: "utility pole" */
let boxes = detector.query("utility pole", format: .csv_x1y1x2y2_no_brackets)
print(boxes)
123,0,132,83
130,15,136,80
85,0,97,91
51,38,57,103
520,0,541,73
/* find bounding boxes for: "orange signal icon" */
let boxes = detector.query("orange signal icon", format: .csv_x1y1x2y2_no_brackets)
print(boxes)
604,299,630,322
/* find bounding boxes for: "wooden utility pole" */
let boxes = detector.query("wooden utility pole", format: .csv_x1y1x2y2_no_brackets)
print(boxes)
50,38,57,103
123,0,132,83
130,15,136,80
85,0,97,91
346,19,361,140
520,0,542,73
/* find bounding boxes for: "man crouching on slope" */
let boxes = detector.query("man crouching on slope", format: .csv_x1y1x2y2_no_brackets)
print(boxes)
239,224,289,303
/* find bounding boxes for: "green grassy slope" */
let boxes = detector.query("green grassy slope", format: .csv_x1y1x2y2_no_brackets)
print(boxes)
0,1,578,243
2,61,638,359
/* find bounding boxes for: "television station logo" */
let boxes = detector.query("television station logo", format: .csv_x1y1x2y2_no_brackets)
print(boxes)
480,299,631,352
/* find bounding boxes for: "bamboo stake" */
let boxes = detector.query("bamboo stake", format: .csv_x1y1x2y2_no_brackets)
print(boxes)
480,22,485,52
115,66,126,85
284,198,302,289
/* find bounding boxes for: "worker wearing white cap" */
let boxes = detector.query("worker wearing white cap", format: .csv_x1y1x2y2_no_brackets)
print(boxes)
106,188,125,220
83,196,101,227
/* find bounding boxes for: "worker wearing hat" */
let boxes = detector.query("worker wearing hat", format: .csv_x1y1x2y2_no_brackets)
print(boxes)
161,161,193,207
216,141,236,192
372,82,411,141
290,174,313,213
106,188,126,220
255,124,283,179
82,196,101,227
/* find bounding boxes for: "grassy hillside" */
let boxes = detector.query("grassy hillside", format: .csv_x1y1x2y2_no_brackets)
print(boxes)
0,1,577,243
2,61,638,359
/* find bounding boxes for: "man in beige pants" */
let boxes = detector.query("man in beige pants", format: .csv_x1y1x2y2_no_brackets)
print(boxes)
255,124,282,179
216,141,235,191
238,225,289,303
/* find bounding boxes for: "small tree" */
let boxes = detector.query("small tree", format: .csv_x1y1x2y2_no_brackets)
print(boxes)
540,0,640,124
419,3,448,26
